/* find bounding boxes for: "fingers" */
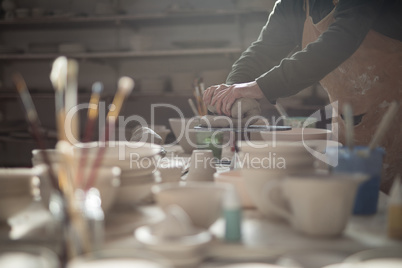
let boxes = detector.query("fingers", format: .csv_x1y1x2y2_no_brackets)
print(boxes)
203,85,218,106
214,89,231,115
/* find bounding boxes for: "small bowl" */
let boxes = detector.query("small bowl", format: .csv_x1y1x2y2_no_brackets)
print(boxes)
152,182,226,229
260,128,331,142
168,118,199,154
214,170,254,208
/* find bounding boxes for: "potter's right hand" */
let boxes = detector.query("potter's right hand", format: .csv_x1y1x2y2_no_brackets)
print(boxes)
203,84,231,107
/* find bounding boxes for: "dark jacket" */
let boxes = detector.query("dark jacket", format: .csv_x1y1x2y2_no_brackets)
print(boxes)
226,0,402,103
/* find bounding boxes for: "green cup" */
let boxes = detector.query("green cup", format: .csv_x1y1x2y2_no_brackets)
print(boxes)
283,117,317,128
196,131,224,159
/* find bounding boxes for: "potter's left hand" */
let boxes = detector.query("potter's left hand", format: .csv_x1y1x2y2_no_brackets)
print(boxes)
209,81,264,116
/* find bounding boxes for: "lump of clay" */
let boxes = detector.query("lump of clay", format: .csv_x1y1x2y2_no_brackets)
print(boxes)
200,98,261,128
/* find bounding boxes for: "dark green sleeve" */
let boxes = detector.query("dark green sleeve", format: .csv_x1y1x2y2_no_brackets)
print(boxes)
227,0,384,104
226,0,303,94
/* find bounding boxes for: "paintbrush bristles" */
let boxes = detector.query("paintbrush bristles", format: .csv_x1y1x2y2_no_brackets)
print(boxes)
88,82,103,120
50,56,68,91
107,77,134,118
118,76,135,95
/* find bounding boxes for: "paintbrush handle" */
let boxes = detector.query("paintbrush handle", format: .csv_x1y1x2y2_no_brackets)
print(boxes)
85,118,114,191
343,103,354,151
369,101,399,151
188,98,199,116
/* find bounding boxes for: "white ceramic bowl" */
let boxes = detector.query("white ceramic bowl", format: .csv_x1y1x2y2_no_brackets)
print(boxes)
260,128,331,142
152,182,226,229
168,118,198,154
115,182,155,206
31,149,60,166
0,168,39,224
214,170,254,208
73,141,161,174
237,141,316,172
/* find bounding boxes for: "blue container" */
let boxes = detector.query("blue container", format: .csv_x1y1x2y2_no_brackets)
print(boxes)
327,146,385,215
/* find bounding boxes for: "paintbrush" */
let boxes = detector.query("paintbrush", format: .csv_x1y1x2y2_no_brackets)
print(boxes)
193,78,203,116
198,77,207,115
85,77,134,191
57,140,92,256
50,56,68,141
13,73,61,193
75,82,103,187
368,101,399,152
188,98,199,117
65,59,79,144
343,103,354,151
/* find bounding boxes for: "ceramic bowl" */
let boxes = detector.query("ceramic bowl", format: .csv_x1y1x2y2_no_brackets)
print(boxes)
73,141,161,174
237,141,316,172
0,168,39,223
37,165,121,214
31,149,60,166
168,118,199,154
115,172,160,206
260,128,331,142
152,181,226,229
67,249,171,268
135,224,212,267
80,166,121,214
213,170,254,208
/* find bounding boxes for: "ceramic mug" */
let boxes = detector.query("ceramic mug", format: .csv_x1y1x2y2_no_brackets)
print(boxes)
186,150,216,182
264,173,368,237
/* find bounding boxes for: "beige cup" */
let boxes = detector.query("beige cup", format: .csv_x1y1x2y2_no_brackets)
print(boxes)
186,150,216,182
152,181,226,229
265,173,368,237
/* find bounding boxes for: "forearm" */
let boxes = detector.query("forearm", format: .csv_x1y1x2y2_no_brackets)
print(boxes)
257,0,383,103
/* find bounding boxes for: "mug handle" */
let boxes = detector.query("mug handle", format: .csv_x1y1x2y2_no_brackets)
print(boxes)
263,179,293,221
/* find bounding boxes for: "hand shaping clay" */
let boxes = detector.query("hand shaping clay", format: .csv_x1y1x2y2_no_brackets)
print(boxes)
200,98,261,128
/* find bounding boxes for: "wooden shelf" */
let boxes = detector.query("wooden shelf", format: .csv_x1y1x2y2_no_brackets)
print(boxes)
0,9,268,27
0,48,242,60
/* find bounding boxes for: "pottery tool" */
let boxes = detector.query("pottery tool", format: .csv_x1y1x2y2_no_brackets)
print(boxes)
50,56,68,141
13,73,61,193
65,59,79,144
274,102,289,119
85,77,134,191
368,101,399,152
75,82,103,187
343,103,354,151
188,98,199,116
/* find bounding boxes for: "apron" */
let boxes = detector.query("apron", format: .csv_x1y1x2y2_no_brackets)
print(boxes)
302,0,402,192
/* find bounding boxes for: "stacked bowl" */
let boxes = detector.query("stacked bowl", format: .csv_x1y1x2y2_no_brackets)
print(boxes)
0,168,40,232
168,117,199,154
74,141,163,207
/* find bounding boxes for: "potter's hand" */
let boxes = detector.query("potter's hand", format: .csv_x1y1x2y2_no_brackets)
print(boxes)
204,81,264,116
